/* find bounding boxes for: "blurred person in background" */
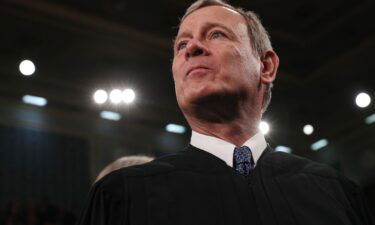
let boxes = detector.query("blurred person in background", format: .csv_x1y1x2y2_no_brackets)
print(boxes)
95,155,154,182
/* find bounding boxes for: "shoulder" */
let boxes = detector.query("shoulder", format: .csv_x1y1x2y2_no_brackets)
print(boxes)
263,150,354,183
260,150,362,198
97,150,189,183
91,151,190,197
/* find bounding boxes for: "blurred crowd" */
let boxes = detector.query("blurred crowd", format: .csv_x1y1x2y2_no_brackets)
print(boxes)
0,155,154,225
0,199,77,225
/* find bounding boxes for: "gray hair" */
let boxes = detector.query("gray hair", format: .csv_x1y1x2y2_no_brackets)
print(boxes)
95,155,154,182
180,0,274,112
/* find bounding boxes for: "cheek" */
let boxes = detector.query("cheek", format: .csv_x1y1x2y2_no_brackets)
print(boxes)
233,47,260,76
220,48,248,74
171,59,178,78
172,60,182,84
219,47,261,88
220,46,247,68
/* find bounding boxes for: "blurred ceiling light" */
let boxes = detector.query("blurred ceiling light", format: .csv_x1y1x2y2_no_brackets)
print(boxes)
310,139,328,151
303,124,314,135
355,92,371,108
93,89,108,104
109,89,122,104
166,123,186,134
22,95,47,107
19,59,36,76
122,89,135,103
259,121,270,134
100,111,121,121
275,146,292,154
365,113,375,124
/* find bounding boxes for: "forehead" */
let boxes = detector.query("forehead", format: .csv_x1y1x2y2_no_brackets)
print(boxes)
178,5,247,34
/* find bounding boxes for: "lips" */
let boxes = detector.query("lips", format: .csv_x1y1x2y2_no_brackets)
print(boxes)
186,65,211,77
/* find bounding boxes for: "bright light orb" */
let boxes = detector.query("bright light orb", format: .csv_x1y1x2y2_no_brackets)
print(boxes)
122,89,135,103
93,89,108,104
110,89,122,104
355,92,371,108
303,124,314,135
259,121,270,134
19,59,36,76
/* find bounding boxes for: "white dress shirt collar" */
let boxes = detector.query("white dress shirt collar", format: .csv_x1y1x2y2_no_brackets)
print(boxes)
190,131,267,167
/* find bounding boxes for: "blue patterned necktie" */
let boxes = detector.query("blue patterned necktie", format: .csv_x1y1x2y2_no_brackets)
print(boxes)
233,146,255,176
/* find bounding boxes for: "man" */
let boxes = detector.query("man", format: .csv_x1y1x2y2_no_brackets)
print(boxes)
77,1,374,224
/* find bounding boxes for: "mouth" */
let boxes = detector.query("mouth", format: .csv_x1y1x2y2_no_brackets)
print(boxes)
186,66,211,77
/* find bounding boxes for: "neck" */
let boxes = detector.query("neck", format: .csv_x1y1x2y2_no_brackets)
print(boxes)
186,111,261,147
181,91,263,146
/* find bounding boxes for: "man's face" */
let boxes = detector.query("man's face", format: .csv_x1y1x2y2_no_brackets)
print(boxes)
172,6,262,113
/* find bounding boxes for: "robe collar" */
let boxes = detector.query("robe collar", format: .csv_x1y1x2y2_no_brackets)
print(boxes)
190,131,267,168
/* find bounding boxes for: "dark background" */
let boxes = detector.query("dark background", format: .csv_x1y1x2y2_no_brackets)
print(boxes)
0,0,374,224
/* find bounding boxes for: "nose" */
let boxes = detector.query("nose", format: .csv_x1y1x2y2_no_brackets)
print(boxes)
185,39,208,59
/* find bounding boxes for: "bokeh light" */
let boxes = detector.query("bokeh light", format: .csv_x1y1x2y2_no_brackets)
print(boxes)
109,89,122,104
93,89,108,104
259,121,270,134
303,124,314,135
122,89,135,103
19,59,36,76
355,92,371,108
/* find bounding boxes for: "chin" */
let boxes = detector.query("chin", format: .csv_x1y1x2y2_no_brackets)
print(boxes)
189,87,233,107
181,88,243,123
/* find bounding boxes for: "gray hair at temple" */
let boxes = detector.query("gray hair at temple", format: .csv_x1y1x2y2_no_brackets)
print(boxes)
95,155,154,182
179,0,274,113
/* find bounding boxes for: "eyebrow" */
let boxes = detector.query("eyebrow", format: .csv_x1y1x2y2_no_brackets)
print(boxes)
174,22,235,47
202,22,235,38
173,30,192,47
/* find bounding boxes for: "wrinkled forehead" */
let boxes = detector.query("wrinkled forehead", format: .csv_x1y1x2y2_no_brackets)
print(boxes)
177,5,247,37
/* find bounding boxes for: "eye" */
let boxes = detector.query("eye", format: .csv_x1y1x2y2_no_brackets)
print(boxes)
210,31,225,39
176,41,187,51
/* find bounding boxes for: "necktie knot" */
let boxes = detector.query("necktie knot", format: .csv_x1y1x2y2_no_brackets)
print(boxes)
233,146,254,176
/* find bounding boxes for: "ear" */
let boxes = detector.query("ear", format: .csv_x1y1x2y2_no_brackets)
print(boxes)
260,50,279,85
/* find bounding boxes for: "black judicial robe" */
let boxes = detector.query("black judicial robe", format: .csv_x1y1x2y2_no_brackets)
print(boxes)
77,145,374,225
